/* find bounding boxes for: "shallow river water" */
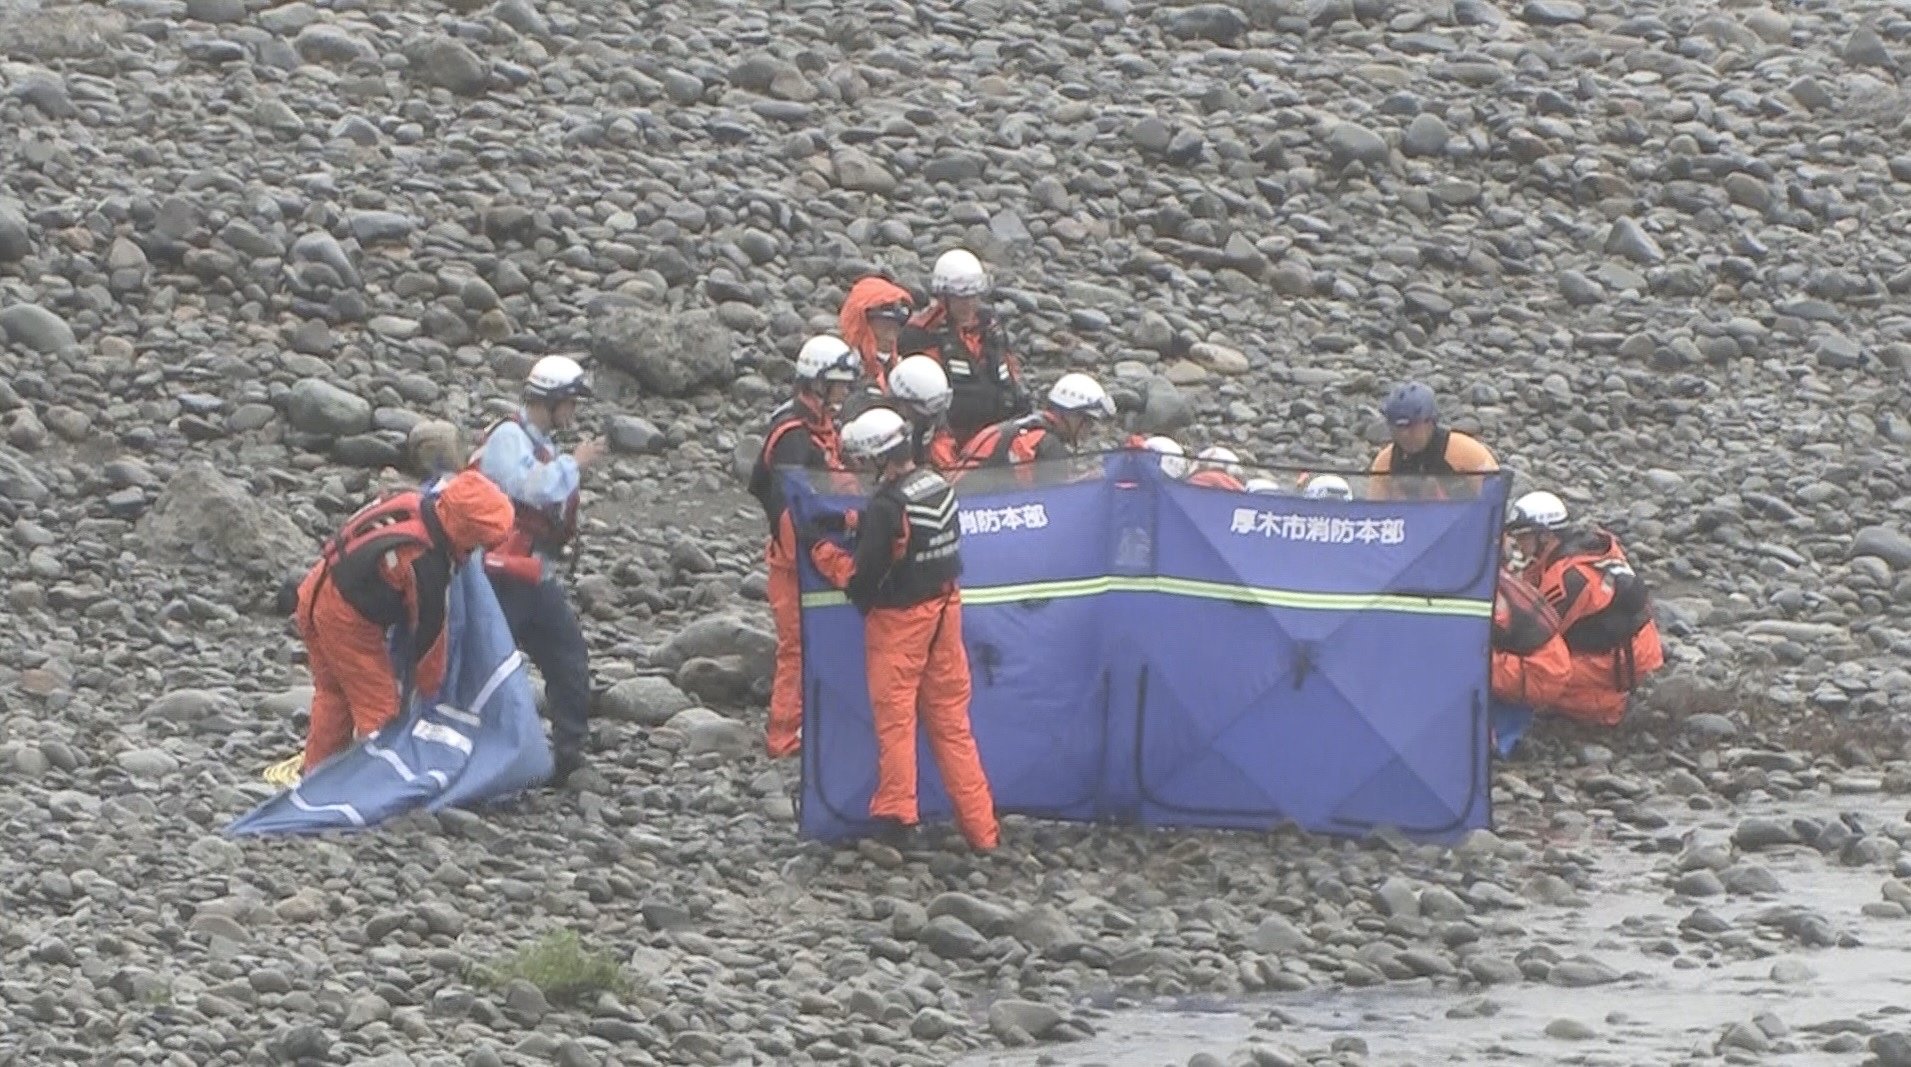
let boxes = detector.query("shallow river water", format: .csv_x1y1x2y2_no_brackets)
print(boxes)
957,793,1911,1066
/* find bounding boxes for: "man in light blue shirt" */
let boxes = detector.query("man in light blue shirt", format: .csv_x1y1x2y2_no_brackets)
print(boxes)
471,355,606,787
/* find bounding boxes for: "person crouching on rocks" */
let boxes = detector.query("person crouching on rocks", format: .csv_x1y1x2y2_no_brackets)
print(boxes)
294,471,514,774
837,275,916,391
1503,490,1665,727
1487,565,1574,755
803,407,999,853
748,334,864,760
468,356,607,787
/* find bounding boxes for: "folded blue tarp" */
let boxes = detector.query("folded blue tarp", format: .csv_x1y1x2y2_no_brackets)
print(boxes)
225,551,552,837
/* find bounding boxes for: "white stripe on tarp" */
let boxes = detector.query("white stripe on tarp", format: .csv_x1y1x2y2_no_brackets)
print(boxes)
467,650,524,721
365,740,419,782
435,703,482,727
286,789,366,827
412,719,474,755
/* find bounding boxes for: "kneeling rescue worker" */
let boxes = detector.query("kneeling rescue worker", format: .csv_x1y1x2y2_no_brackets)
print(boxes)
294,471,515,773
1504,490,1665,726
749,334,863,759
805,407,999,852
1490,566,1573,710
469,355,606,786
953,373,1115,483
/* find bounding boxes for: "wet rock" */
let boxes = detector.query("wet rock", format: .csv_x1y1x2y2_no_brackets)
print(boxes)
1546,1017,1597,1040
1734,818,1801,851
591,309,737,397
1548,959,1620,987
988,999,1065,1040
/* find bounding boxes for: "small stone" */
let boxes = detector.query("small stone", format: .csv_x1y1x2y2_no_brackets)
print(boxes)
1546,1018,1597,1040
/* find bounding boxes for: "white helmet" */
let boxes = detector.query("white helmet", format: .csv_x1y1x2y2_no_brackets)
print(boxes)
1302,474,1353,500
525,355,591,402
1143,436,1192,480
931,249,991,298
1046,373,1116,418
840,406,911,461
1507,490,1569,533
888,355,951,418
1244,477,1283,495
795,335,861,386
1196,445,1242,479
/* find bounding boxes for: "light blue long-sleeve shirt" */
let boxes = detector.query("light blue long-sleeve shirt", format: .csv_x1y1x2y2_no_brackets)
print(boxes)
477,408,580,511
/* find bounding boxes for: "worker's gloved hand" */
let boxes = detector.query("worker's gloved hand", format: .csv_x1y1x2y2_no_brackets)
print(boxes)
483,552,543,585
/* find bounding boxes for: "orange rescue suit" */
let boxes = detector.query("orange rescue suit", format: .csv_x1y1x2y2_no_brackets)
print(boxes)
838,276,915,390
295,472,513,771
1518,528,1665,726
809,464,998,851
949,412,1071,486
1490,568,1572,709
1187,469,1246,491
747,395,853,759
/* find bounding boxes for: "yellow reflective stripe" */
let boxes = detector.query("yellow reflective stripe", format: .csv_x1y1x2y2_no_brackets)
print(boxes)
800,577,1489,617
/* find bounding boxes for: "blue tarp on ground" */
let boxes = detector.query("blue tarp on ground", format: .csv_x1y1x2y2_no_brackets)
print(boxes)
786,452,1510,846
225,552,552,837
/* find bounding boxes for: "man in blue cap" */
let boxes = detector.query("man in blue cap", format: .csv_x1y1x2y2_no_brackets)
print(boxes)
1368,381,1498,500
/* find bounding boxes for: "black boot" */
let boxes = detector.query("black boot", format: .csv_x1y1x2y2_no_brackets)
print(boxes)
549,748,585,788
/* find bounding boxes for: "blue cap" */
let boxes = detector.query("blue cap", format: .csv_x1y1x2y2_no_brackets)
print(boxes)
1382,381,1438,426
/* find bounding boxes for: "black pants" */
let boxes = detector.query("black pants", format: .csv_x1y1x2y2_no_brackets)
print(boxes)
491,576,591,759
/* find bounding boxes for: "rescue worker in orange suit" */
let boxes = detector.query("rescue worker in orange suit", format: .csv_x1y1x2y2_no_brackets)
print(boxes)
952,373,1115,485
469,355,606,786
898,249,1030,448
1188,446,1247,491
1490,567,1573,709
748,334,864,759
295,470,515,773
1368,381,1499,501
1503,491,1665,727
1485,566,1573,757
803,407,999,852
838,275,916,390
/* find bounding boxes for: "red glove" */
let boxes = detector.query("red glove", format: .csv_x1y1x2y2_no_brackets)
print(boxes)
484,552,542,584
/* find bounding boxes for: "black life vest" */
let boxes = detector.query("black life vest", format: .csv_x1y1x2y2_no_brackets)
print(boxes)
1557,532,1654,654
309,489,451,627
873,467,962,608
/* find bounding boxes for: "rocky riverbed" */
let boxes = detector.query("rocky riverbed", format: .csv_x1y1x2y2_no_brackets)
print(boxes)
2,0,1910,1062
